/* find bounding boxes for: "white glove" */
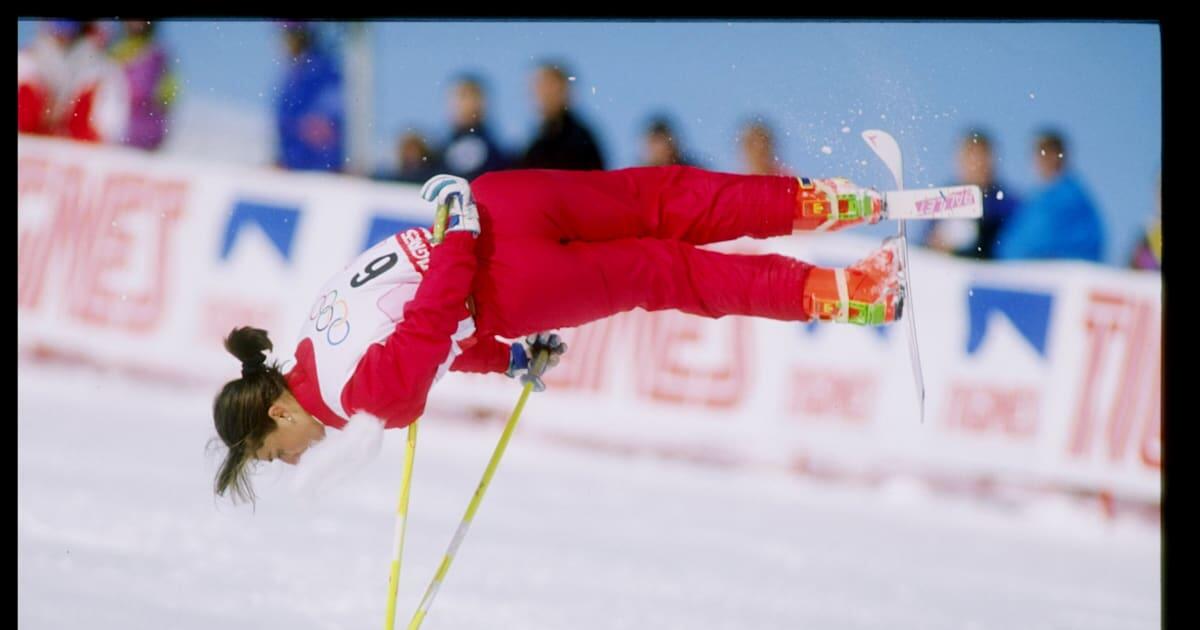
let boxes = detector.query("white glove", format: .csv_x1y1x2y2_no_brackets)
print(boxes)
421,174,481,240
505,332,568,393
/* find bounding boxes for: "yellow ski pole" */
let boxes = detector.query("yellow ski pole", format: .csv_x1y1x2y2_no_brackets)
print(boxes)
387,195,449,626
383,421,420,630
407,352,548,630
432,202,449,244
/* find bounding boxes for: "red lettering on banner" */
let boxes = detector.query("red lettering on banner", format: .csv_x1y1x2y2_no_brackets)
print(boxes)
18,156,84,310
1140,345,1162,470
544,311,751,409
543,316,624,393
1068,292,1162,470
942,384,1039,439
638,313,750,409
17,157,189,332
1104,301,1154,461
788,368,876,423
1069,293,1125,456
71,175,187,331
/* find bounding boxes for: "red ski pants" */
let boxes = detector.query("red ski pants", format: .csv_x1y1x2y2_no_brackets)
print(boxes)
469,166,812,338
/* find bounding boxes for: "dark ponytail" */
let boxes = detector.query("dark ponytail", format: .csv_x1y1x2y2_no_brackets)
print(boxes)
212,327,289,503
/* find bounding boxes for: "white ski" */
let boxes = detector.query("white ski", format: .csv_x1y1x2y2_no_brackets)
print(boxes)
862,129,926,423
883,185,983,220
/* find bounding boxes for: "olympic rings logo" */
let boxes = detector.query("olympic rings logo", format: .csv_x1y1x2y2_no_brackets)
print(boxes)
309,290,351,346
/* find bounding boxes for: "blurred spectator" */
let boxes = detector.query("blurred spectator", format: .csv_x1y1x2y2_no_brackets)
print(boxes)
739,119,791,176
275,21,344,172
109,20,178,150
18,20,129,143
440,73,510,181
519,61,605,170
995,130,1105,262
924,129,1020,260
374,130,443,184
1130,174,1161,271
640,114,699,167
17,20,74,135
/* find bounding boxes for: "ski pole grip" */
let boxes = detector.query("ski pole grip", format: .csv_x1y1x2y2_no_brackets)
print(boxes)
529,348,551,378
432,203,449,244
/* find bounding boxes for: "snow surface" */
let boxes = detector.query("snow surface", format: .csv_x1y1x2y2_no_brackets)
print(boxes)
18,363,1159,629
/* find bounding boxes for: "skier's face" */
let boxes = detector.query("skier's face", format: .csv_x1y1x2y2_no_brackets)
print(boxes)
253,396,326,466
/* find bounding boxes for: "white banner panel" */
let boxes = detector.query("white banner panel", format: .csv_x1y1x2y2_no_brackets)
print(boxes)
18,136,1161,502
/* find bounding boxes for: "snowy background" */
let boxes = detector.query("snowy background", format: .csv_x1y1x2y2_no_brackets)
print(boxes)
18,363,1159,629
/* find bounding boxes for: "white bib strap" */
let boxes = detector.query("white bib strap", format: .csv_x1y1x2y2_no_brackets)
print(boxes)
834,267,850,322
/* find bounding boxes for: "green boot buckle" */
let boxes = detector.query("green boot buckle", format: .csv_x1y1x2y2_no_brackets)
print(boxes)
812,297,888,325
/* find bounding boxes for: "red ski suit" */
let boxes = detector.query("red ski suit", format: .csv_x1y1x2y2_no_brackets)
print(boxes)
285,166,811,430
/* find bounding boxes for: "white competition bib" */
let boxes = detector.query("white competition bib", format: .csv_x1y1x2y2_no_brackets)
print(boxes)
295,228,475,419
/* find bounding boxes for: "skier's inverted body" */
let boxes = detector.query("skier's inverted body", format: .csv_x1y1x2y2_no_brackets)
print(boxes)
212,166,903,501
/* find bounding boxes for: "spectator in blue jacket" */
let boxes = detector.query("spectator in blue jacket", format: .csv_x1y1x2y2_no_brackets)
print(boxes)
275,22,344,172
995,130,1105,263
440,73,510,181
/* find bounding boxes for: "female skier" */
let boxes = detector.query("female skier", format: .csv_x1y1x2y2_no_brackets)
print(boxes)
212,166,902,501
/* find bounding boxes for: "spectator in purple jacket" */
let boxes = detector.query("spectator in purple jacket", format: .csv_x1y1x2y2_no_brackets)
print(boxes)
110,20,178,150
1130,174,1161,271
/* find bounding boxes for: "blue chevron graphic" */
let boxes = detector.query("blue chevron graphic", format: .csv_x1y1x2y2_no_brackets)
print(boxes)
220,200,301,262
966,286,1054,357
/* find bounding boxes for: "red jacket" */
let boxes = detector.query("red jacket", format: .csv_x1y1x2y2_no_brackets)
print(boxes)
284,229,509,430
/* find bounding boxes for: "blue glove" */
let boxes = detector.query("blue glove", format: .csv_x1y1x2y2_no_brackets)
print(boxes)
506,333,567,392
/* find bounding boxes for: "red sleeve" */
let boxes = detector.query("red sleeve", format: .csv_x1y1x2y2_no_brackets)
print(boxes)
341,231,478,428
450,336,511,374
